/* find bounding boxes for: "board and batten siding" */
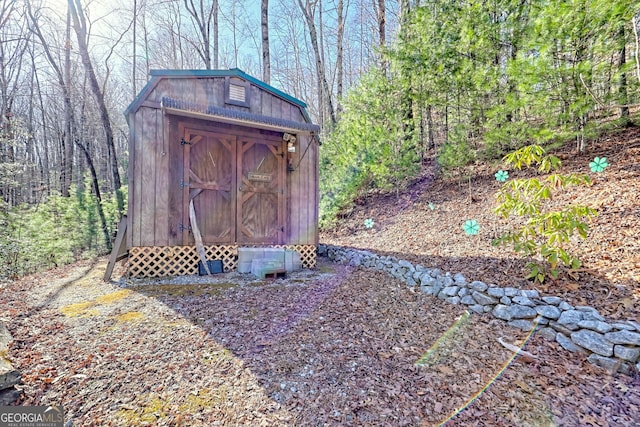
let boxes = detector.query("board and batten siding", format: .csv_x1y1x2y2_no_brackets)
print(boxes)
127,70,318,249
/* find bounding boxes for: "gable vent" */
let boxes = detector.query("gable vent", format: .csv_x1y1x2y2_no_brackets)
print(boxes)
229,83,246,103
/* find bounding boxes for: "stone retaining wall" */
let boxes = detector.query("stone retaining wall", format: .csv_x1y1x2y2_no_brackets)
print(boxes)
319,244,640,375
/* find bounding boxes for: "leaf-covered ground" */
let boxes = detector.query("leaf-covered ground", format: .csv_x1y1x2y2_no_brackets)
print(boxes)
1,127,639,426
2,258,639,426
322,126,640,322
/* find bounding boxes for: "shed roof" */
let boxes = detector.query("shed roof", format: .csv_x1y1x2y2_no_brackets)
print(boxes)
124,68,314,124
161,97,320,134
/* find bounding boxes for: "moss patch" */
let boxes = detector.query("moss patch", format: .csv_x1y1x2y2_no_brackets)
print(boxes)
115,311,144,323
60,290,133,318
136,283,239,298
60,301,100,318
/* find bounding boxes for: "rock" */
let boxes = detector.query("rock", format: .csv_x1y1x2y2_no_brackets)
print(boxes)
577,320,612,334
446,296,461,305
438,276,454,287
487,287,504,298
508,320,535,331
453,273,466,284
587,354,621,372
457,287,470,298
612,323,636,331
405,277,417,287
483,305,493,313
460,295,476,305
469,281,488,292
317,244,327,256
420,274,436,287
548,321,574,336
559,301,574,311
614,345,640,362
398,260,414,272
541,296,563,306
472,291,497,306
536,327,557,341
626,320,640,331
469,305,485,314
570,330,613,357
421,286,437,296
500,296,512,305
0,388,21,405
512,296,535,307
0,323,12,351
535,305,561,320
0,359,21,391
504,287,519,297
556,333,584,353
581,311,606,322
534,315,549,325
604,330,640,346
492,304,512,321
430,283,444,297
520,289,540,298
441,286,459,297
509,305,537,319
557,310,583,330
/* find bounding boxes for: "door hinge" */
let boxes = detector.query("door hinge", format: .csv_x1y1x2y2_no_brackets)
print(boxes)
281,226,285,233
180,138,191,145
179,223,192,232
180,181,189,188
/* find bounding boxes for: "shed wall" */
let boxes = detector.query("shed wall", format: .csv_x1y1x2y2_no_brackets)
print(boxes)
127,76,318,249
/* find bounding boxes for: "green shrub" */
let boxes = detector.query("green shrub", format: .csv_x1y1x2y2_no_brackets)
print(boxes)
0,181,127,280
492,144,597,282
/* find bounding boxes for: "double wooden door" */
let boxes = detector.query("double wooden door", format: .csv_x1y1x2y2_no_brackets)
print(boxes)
182,127,285,245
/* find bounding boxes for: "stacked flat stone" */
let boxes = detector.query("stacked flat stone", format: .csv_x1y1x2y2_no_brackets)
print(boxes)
319,244,640,375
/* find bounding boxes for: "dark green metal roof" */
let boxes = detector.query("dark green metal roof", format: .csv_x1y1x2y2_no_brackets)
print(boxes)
124,68,313,123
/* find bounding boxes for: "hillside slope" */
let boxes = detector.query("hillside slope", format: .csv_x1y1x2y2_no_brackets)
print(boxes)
321,126,640,322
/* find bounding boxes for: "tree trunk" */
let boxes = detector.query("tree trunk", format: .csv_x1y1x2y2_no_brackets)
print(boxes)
62,6,72,197
76,141,112,252
183,0,218,69
68,0,124,214
336,0,344,115
375,0,386,73
618,24,629,123
297,0,336,128
261,0,270,83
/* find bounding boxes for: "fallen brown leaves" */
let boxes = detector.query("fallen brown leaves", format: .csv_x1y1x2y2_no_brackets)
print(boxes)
0,128,639,425
322,127,640,322
1,257,639,426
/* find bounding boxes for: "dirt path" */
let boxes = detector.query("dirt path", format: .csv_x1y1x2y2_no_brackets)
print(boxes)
1,258,638,426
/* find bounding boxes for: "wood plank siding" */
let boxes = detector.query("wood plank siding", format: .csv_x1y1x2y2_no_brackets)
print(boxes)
126,69,319,249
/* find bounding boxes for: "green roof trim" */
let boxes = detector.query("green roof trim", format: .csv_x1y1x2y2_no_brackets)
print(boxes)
124,68,313,123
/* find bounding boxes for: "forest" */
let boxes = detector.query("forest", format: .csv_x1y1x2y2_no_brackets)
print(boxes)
0,0,639,280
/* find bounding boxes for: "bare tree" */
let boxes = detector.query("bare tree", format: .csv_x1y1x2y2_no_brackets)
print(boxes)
336,0,345,114
297,0,336,128
183,0,219,69
262,0,270,83
67,0,123,214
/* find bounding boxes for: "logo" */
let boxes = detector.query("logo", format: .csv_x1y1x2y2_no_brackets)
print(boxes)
0,406,63,427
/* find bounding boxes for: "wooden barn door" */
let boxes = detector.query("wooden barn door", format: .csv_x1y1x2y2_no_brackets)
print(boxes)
237,137,285,244
182,129,237,245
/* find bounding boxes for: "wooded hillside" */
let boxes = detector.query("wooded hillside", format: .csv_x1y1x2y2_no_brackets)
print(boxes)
0,0,639,278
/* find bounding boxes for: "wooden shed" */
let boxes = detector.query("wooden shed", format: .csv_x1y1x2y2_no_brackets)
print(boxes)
122,69,320,278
